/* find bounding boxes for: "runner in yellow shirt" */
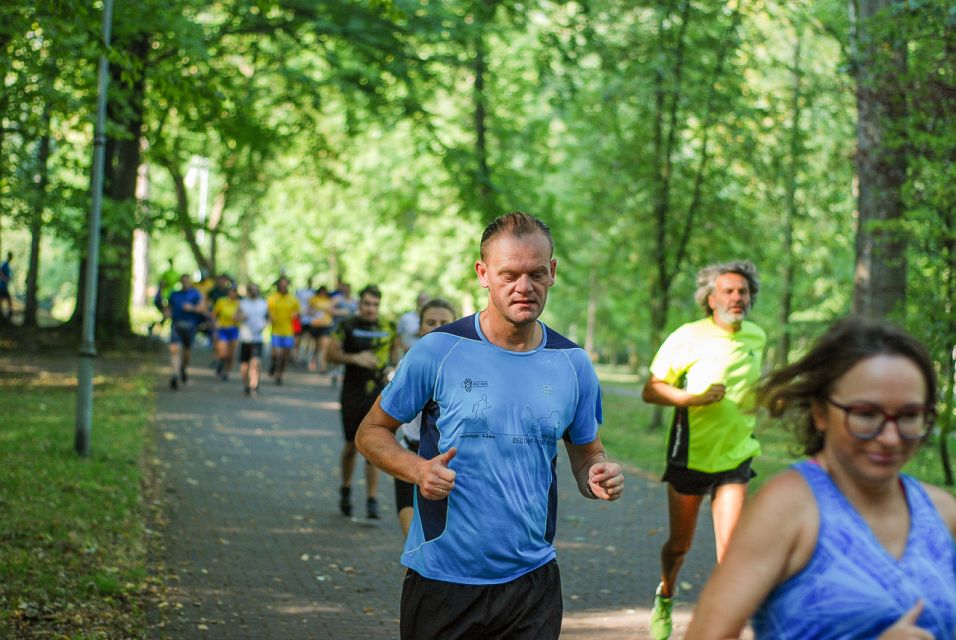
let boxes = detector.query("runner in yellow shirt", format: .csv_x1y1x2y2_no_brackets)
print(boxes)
266,276,300,385
642,260,766,640
212,284,241,381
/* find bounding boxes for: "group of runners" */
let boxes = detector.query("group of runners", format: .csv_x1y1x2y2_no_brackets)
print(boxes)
154,271,355,395
154,211,955,640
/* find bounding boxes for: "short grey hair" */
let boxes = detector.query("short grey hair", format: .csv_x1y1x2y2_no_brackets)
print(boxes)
694,260,760,315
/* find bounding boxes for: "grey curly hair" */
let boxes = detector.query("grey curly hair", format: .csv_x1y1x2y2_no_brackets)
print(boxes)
694,260,760,315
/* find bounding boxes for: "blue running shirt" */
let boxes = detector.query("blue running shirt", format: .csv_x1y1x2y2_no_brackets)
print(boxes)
380,314,603,585
752,460,956,639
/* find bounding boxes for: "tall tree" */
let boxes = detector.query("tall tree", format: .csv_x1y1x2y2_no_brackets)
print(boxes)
776,30,804,367
850,0,907,317
22,109,51,327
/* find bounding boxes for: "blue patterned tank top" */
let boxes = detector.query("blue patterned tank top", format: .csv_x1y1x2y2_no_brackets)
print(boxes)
752,460,956,639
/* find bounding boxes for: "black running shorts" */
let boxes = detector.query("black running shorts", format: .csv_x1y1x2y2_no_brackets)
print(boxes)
662,457,756,497
239,342,262,363
400,560,562,640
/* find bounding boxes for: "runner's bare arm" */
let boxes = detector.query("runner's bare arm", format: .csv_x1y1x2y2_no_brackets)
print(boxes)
326,337,377,368
356,397,456,500
564,436,623,501
642,374,725,407
685,470,817,639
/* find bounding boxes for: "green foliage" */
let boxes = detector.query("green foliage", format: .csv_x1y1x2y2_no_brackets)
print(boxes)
0,0,952,474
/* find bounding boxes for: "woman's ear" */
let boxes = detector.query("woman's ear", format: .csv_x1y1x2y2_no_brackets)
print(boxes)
810,399,828,433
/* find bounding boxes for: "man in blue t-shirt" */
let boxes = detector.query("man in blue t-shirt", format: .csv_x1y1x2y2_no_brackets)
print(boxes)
356,212,624,640
166,274,206,390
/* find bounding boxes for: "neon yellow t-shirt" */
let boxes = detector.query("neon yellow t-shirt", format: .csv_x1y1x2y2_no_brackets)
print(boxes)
649,317,766,473
213,297,240,328
267,292,300,337
308,294,334,328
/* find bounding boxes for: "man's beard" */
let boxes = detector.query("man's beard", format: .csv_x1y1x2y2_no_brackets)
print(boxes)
715,307,747,326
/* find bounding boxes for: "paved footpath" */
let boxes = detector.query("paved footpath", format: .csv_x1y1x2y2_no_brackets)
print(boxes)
149,356,719,639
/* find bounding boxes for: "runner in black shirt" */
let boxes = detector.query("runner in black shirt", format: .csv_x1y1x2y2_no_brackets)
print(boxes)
326,285,399,519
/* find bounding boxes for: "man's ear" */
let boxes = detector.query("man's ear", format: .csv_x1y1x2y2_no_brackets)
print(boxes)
475,260,490,289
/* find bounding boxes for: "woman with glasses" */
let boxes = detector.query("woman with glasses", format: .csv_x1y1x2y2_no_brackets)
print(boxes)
686,316,956,640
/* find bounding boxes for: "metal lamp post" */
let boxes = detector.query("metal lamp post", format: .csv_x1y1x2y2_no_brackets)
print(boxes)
75,0,115,456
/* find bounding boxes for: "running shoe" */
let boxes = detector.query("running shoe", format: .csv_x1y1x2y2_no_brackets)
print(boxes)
366,497,380,520
180,366,188,384
650,582,674,640
339,486,352,517
170,376,179,390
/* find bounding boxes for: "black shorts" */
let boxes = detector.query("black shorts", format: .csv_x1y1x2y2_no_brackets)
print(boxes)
306,325,333,338
341,395,376,442
662,457,756,497
400,560,562,640
239,342,263,363
171,321,197,348
394,440,420,511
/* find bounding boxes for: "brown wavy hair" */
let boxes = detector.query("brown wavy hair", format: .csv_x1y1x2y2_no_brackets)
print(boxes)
758,315,937,455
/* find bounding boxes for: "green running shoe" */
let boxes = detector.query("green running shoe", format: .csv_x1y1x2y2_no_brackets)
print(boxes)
650,582,674,640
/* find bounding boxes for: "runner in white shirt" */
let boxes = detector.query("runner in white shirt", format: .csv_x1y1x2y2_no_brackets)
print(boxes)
237,283,270,396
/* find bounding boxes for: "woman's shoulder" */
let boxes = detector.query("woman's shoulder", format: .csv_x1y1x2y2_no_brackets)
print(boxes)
920,482,956,536
756,466,817,507
741,467,819,537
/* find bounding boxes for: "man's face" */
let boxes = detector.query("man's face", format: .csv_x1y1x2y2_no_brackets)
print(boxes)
708,273,751,327
475,231,556,328
248,284,259,298
181,275,192,290
277,278,289,294
358,293,380,322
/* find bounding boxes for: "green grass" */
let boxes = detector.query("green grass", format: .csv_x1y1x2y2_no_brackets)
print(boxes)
601,381,956,495
0,359,156,639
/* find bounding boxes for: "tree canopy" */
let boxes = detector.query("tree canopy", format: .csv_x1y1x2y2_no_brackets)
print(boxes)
1,0,953,477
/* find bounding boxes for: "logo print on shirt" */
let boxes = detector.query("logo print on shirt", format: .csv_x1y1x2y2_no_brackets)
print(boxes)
461,378,489,393
541,384,554,395
461,394,491,434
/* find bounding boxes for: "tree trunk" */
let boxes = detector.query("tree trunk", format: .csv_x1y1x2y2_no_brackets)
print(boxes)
23,111,51,328
71,31,150,336
648,2,740,349
131,228,149,307
777,34,804,367
938,203,955,486
165,161,212,275
851,0,908,317
649,2,691,353
208,185,228,276
473,0,498,222
98,34,151,337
